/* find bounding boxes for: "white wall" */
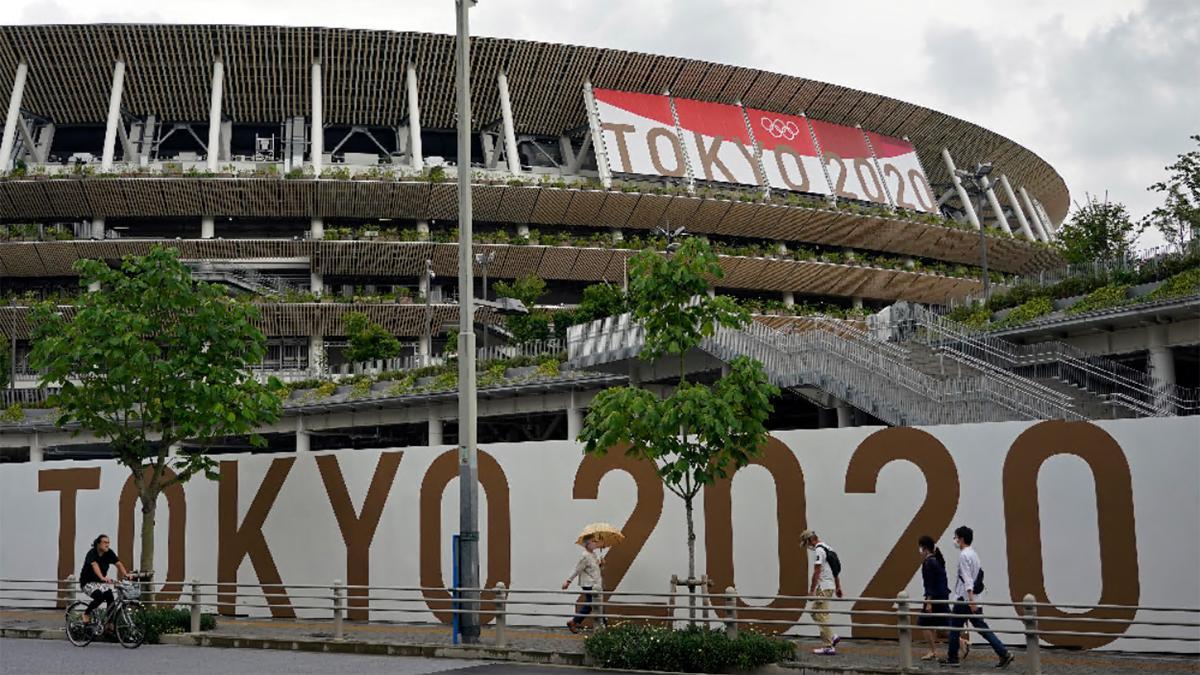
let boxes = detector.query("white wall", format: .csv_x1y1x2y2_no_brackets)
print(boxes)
2,417,1196,652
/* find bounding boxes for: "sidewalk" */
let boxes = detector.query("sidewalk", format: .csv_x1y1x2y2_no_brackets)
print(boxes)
3,609,1197,674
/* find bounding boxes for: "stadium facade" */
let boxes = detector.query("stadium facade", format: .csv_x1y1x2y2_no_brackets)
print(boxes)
0,24,1195,451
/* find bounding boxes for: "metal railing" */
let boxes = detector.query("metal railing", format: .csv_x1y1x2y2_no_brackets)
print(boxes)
2,576,1197,673
896,304,1200,416
567,312,1083,426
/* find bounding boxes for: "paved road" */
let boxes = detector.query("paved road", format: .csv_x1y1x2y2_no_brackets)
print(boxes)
0,639,612,675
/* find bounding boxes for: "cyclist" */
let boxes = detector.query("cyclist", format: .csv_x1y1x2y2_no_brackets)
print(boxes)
79,534,128,626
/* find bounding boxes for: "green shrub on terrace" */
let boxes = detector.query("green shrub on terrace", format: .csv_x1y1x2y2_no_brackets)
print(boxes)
946,303,992,330
996,296,1054,328
138,607,216,644
1146,267,1200,301
1,404,24,423
1067,284,1131,315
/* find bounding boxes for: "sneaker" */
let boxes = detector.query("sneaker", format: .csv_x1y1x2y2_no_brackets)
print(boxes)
939,658,961,667
996,654,1014,669
566,620,580,634
812,646,837,656
831,634,841,647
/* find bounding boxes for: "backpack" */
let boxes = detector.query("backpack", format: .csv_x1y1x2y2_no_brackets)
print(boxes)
816,544,842,578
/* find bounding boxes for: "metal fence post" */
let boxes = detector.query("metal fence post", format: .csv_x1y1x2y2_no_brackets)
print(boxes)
725,586,738,638
333,579,344,641
1023,593,1041,675
494,582,508,647
896,591,912,671
189,578,201,633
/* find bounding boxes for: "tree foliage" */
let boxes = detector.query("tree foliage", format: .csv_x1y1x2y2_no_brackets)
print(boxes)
578,237,778,580
344,311,402,363
493,274,551,344
1145,134,1200,252
1056,194,1144,264
29,247,284,573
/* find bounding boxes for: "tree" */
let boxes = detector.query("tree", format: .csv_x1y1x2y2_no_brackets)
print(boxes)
1055,194,1144,264
577,237,779,583
29,247,284,576
576,282,627,324
1145,134,1200,252
493,274,551,344
344,311,402,363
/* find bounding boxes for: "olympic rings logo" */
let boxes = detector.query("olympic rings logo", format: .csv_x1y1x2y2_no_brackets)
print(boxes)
759,116,801,140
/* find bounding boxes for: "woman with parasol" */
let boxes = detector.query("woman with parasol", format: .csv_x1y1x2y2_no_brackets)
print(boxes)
563,522,623,633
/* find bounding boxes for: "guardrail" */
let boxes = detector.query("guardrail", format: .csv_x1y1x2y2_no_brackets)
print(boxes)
2,576,1197,672
899,303,1200,416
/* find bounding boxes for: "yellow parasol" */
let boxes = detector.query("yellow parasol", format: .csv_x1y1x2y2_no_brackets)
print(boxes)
575,522,625,549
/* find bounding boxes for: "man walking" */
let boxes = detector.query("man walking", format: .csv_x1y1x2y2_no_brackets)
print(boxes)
801,529,842,655
942,526,1014,668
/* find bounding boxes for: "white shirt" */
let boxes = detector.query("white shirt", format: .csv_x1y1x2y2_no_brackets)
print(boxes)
813,543,836,591
953,546,982,599
574,551,602,589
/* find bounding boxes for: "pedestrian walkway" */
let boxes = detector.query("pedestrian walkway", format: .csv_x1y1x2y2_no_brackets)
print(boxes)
3,609,1197,674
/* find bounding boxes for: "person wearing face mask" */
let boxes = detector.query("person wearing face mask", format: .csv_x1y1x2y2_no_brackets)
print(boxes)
917,535,952,661
78,534,128,626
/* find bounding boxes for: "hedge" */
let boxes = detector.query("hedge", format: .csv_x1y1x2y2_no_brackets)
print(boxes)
584,623,794,673
1066,284,1130,315
996,296,1054,328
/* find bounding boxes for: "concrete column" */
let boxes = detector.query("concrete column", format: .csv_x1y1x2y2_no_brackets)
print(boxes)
836,404,853,428
783,291,795,307
851,297,864,310
1018,186,1049,242
428,411,443,446
310,60,323,177
310,217,324,240
406,63,423,171
941,148,982,231
201,216,215,239
90,217,105,240
0,61,29,172
776,241,788,256
611,228,624,243
295,417,311,453
310,271,324,296
308,335,325,374
496,70,521,176
29,432,42,463
416,220,430,241
418,333,431,359
1032,199,1056,241
981,176,1013,235
206,59,224,172
516,224,530,240
1147,324,1176,387
566,391,583,440
707,288,716,299
88,281,100,293
100,59,126,171
998,174,1036,242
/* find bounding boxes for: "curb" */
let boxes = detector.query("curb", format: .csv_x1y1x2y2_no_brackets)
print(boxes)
170,632,588,666
0,629,920,673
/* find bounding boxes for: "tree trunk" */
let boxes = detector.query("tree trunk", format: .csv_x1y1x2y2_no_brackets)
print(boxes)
685,495,696,622
139,491,157,577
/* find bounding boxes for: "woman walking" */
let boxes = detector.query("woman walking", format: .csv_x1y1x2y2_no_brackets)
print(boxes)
917,535,952,661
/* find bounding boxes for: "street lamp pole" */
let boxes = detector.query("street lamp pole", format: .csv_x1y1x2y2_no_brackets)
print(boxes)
475,251,495,355
454,0,481,645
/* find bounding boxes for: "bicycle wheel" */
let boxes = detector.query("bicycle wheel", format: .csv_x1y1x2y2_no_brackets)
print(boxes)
64,601,94,647
114,601,147,649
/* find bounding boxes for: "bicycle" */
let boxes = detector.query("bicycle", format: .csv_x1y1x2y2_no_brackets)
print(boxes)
65,571,150,648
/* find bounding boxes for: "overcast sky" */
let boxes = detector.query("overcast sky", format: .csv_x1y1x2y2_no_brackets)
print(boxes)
11,0,1199,248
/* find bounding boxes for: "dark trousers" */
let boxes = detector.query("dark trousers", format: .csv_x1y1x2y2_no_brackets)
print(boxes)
572,586,596,625
947,599,1009,661
86,589,114,616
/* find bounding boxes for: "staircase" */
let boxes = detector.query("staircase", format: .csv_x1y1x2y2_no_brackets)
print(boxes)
189,265,299,298
567,313,1084,426
881,303,1198,417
